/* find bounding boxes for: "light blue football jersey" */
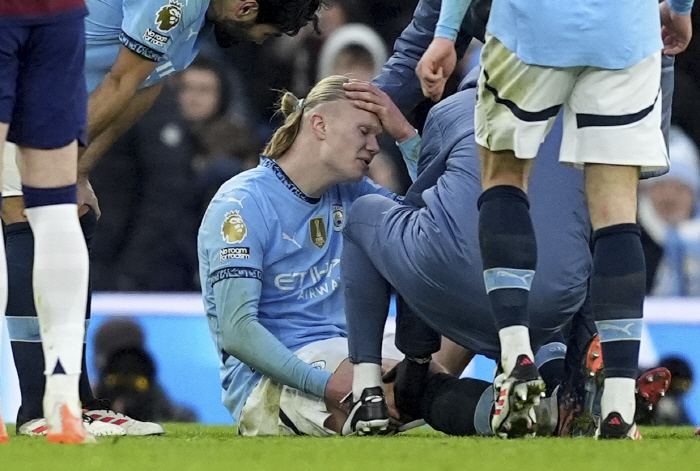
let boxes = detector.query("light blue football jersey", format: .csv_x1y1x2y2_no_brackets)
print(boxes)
486,0,663,69
198,158,400,422
85,0,212,92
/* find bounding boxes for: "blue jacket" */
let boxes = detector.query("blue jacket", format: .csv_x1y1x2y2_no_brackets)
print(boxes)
374,0,490,114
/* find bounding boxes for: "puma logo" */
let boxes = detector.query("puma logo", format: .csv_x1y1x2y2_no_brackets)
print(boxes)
228,195,247,207
496,270,533,284
282,232,301,249
597,322,635,336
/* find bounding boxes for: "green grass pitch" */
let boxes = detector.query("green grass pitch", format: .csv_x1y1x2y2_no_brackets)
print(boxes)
1,425,698,471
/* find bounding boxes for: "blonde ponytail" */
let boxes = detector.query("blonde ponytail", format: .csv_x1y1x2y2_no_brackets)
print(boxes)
264,75,351,158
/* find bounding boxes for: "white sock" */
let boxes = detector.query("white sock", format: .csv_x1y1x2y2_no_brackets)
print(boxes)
25,203,88,421
601,377,636,424
498,325,534,375
352,363,382,401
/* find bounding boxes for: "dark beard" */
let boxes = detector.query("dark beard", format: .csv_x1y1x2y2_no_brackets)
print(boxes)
213,18,254,48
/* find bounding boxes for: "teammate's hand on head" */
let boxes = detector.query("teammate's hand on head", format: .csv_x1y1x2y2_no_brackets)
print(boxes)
77,174,101,219
660,1,693,55
344,81,415,143
416,38,457,102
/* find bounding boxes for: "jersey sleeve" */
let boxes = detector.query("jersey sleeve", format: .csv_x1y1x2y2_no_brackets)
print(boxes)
397,132,422,182
202,188,267,279
213,277,331,398
201,189,331,398
668,0,694,15
435,0,473,41
120,0,202,61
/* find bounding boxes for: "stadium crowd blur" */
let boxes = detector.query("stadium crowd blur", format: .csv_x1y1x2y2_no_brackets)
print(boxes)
79,0,700,425
87,1,700,296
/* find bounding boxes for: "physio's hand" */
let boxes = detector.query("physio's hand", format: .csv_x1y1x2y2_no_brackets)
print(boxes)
660,1,693,55
77,174,101,218
344,81,416,143
416,37,457,101
382,357,431,421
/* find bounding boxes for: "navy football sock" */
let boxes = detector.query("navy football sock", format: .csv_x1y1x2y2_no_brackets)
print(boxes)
395,296,440,359
6,211,98,426
591,224,645,379
477,186,537,330
420,374,492,436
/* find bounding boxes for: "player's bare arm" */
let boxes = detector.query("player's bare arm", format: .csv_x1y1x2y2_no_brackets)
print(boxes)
416,37,457,102
79,82,163,176
660,1,693,55
87,46,159,143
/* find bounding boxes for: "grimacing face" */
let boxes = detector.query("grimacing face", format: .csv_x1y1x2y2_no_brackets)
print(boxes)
319,100,382,182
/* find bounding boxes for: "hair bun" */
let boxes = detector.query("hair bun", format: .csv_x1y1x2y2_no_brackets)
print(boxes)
280,92,300,118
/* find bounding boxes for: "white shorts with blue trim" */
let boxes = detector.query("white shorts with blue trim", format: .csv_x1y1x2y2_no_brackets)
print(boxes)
238,335,402,437
475,34,668,174
2,142,22,197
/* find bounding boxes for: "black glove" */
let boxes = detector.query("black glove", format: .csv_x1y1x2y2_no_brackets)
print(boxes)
382,356,431,421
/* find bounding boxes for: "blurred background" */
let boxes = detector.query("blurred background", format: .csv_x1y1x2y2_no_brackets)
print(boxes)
2,0,700,427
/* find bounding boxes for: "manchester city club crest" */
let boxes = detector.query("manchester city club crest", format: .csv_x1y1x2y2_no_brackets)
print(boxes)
221,210,248,244
310,217,327,249
332,204,344,232
155,0,183,32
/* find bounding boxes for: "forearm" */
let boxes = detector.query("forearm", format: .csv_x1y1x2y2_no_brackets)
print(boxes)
79,82,163,174
88,73,145,141
373,0,479,114
435,0,473,41
215,279,331,398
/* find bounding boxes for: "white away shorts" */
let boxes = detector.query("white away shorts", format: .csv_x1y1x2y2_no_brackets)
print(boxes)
238,335,402,436
2,142,22,197
475,34,668,174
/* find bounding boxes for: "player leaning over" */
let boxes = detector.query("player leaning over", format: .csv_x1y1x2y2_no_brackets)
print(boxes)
417,0,693,439
1,0,324,438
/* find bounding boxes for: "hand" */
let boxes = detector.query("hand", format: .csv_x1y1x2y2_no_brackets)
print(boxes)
344,81,416,143
77,174,101,218
416,37,457,101
382,357,431,421
660,1,693,55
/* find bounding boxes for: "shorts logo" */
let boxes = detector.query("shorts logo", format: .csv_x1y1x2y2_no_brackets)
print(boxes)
221,210,248,244
143,28,170,47
309,360,326,370
332,204,344,232
310,217,326,249
219,247,250,260
155,0,183,32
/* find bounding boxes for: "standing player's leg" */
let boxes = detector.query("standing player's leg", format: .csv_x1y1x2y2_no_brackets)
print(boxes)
13,17,91,444
562,52,666,440
474,36,573,437
341,205,393,435
0,125,9,443
0,22,23,444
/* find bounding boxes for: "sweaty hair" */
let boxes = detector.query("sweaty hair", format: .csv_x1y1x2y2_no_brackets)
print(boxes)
256,0,326,36
264,75,350,159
